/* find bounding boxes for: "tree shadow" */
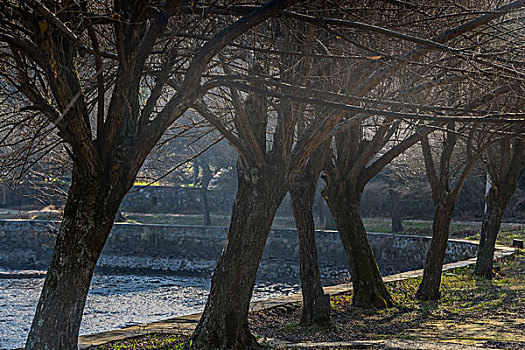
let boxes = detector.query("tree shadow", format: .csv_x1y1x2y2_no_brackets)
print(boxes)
474,275,495,290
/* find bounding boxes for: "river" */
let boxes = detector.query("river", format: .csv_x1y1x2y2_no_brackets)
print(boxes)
0,270,299,349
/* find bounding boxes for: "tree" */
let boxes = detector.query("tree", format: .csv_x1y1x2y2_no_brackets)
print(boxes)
417,121,487,300
200,0,525,317
317,0,525,307
190,18,348,346
417,95,524,299
475,137,525,277
0,1,300,348
290,144,331,325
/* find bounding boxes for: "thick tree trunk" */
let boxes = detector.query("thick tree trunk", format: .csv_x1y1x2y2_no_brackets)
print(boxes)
191,164,286,349
323,187,393,308
474,186,512,278
475,139,524,277
25,168,125,350
389,189,403,233
416,204,453,301
290,175,330,326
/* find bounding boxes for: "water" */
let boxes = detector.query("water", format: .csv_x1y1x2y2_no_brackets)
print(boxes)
0,272,300,349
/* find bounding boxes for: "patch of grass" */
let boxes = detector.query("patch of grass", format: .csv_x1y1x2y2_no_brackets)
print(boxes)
0,210,62,220
251,253,525,348
497,224,525,246
363,218,524,247
380,253,524,342
122,213,231,226
90,333,188,350
330,295,353,311
121,213,300,229
282,322,301,334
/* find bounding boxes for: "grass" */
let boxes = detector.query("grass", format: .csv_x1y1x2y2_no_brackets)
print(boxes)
362,217,524,246
250,252,525,348
121,214,525,248
0,209,62,220
2,208,523,246
384,253,525,346
2,209,524,247
123,213,232,226
90,334,188,350
123,213,301,229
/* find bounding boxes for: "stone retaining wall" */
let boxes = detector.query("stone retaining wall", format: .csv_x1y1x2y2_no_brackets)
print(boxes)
0,220,478,284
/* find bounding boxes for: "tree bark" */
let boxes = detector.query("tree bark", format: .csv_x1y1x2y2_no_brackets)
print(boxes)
475,139,525,278
200,163,213,226
191,163,286,349
200,187,211,226
389,189,403,233
323,185,393,308
416,203,453,301
315,189,335,230
290,174,330,326
474,189,507,278
25,167,126,350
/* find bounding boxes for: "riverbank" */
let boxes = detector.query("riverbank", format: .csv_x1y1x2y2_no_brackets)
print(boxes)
83,245,523,350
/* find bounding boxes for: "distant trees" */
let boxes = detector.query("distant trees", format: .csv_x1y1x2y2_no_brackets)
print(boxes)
143,125,238,224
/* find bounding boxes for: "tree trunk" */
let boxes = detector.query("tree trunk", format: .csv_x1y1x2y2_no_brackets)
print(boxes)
416,203,453,301
323,186,393,308
389,189,403,233
200,163,212,226
25,168,125,350
290,174,330,326
474,185,513,278
315,189,335,230
200,187,211,226
191,164,286,349
475,139,524,277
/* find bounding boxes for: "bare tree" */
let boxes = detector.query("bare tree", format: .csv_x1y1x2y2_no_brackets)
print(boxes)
189,19,348,346
475,137,525,277
290,143,332,325
1,1,523,348
417,122,491,300
0,1,300,348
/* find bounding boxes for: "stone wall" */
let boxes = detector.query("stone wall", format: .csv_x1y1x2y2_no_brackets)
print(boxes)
0,220,479,284
120,186,236,214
